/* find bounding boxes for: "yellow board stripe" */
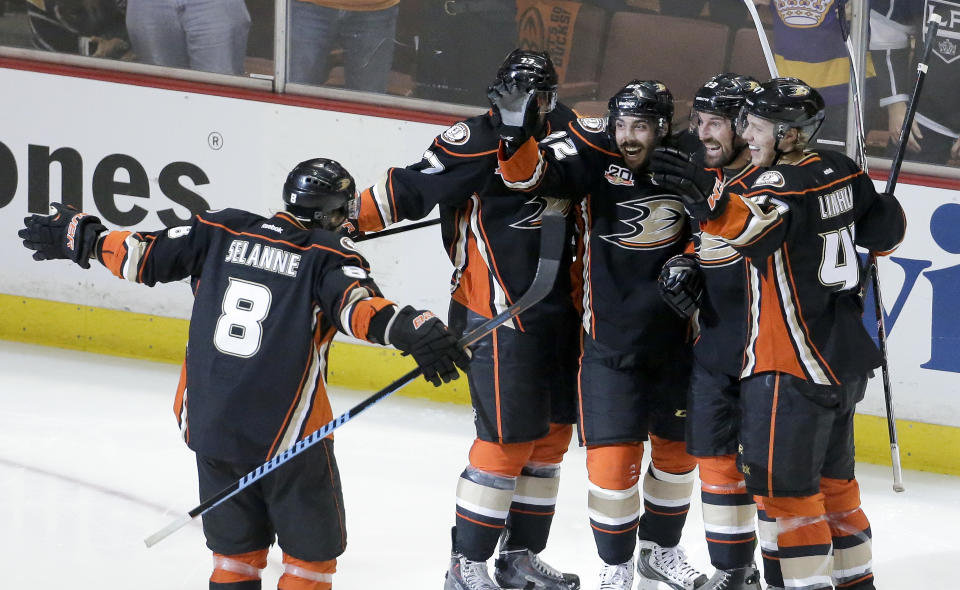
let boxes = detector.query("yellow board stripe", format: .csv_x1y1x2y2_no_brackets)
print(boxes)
0,294,956,476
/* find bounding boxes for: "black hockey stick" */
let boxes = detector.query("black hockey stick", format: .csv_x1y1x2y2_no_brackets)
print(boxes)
864,11,943,493
352,218,441,242
144,200,568,547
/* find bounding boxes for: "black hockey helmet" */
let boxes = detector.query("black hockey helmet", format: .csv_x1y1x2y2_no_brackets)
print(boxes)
488,48,559,115
736,77,826,147
692,73,761,121
607,80,674,140
282,158,357,231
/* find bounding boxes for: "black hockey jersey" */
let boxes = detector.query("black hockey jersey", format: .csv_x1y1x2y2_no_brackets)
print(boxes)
499,116,692,356
354,105,580,330
701,150,907,384
96,209,394,463
693,164,764,378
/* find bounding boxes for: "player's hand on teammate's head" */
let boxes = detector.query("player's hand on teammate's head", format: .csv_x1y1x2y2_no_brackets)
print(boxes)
18,202,106,269
388,306,471,387
650,147,726,222
488,78,541,147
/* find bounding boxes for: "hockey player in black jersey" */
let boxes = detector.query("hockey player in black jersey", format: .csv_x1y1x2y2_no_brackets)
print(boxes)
495,80,711,590
653,78,906,590
656,73,770,590
18,158,469,590
351,50,581,590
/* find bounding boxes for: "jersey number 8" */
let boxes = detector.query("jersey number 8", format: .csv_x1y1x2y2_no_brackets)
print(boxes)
214,278,273,357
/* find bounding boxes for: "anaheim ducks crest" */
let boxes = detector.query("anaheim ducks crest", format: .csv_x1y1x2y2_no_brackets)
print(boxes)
577,117,607,133
599,195,685,250
510,196,573,230
752,170,786,188
441,122,471,145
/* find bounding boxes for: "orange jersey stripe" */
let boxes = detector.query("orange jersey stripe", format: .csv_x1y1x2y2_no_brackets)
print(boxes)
98,230,132,278
349,297,393,341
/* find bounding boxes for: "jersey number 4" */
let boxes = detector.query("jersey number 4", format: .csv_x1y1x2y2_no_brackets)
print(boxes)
214,278,272,357
818,224,859,291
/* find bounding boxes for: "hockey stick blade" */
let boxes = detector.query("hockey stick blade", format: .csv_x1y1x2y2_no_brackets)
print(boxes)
144,203,568,547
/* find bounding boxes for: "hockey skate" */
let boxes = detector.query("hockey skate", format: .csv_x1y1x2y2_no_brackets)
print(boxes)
596,558,634,590
635,540,709,590
494,547,580,589
444,552,500,590
701,564,762,590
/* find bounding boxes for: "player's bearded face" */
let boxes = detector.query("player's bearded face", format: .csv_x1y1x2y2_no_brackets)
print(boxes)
695,111,739,167
614,116,658,172
741,114,778,167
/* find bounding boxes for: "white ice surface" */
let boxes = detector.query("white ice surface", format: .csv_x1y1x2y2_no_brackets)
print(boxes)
1,340,958,588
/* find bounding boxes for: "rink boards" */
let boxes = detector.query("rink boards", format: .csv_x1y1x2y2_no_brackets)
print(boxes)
0,62,958,476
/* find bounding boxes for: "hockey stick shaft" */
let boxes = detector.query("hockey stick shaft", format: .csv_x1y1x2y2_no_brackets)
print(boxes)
742,0,779,78
352,218,440,242
886,12,943,195
865,13,942,493
144,202,568,547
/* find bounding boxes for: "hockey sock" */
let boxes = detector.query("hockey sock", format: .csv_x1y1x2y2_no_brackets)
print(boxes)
822,478,875,589
585,443,644,565
637,436,696,548
502,423,571,554
210,549,268,590
756,498,785,589
278,554,335,590
455,466,518,561
763,494,833,590
503,462,561,554
698,454,757,570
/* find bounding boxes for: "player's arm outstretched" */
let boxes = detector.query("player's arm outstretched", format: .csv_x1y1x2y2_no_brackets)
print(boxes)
313,253,470,386
19,202,206,284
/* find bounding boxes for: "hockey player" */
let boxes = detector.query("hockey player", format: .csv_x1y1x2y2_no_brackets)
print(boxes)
350,49,581,590
656,73,770,590
18,158,470,590
494,80,708,590
652,78,906,590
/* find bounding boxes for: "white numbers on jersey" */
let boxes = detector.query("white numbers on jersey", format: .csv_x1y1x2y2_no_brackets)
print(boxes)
214,278,272,358
542,131,578,160
420,149,445,175
818,224,859,291
341,265,367,279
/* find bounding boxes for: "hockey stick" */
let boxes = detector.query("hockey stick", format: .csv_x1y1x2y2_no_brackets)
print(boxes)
352,218,441,242
837,0,869,167
741,0,779,78
144,200,568,547
863,11,943,493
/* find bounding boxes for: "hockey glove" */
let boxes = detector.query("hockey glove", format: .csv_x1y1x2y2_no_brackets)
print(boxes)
650,147,725,222
658,255,703,319
19,202,106,269
389,306,471,387
487,78,541,148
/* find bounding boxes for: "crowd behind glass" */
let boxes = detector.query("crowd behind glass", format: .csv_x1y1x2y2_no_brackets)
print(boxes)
0,0,955,169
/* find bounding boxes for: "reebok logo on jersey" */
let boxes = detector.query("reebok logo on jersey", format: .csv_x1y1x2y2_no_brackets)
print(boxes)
752,170,785,188
261,223,283,233
818,185,854,219
412,311,436,329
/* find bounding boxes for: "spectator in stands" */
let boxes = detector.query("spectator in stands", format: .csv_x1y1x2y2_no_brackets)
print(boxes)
125,0,250,75
25,0,130,59
288,0,399,93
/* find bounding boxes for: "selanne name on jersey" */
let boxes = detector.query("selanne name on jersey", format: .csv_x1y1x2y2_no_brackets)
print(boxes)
225,239,302,277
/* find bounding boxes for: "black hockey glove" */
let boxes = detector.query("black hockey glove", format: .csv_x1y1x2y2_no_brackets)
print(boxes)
650,147,725,222
487,78,542,149
19,202,106,269
389,306,471,387
658,255,703,319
